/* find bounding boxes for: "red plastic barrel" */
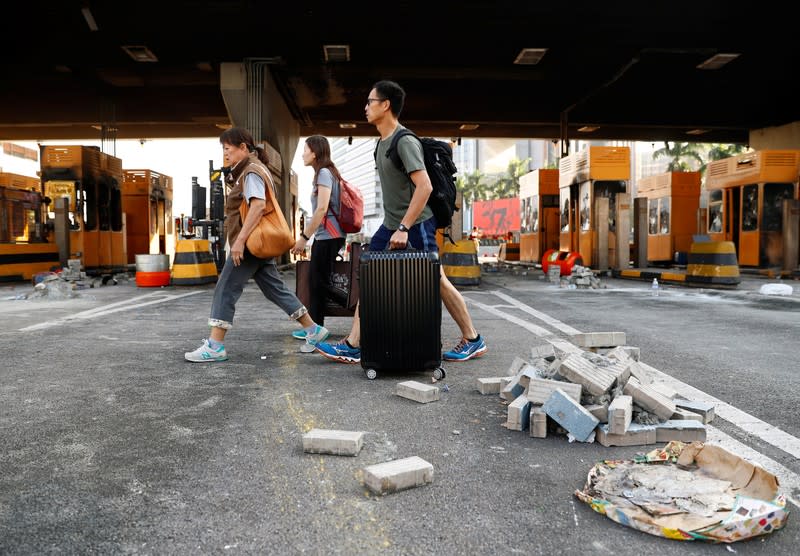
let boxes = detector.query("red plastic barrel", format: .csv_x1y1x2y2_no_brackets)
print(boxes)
136,270,171,287
541,250,583,277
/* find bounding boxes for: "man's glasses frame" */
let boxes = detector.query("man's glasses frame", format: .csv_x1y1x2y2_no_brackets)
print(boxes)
366,98,385,105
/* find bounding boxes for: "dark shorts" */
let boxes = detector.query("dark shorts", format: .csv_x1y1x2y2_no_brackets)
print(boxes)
369,217,438,253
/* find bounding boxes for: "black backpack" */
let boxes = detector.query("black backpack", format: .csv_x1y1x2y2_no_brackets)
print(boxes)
374,129,459,236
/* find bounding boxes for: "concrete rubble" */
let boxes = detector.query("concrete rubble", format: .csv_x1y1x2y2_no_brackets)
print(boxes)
478,331,714,446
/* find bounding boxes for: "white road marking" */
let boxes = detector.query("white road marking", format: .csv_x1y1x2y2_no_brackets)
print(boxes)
19,290,204,331
464,291,800,508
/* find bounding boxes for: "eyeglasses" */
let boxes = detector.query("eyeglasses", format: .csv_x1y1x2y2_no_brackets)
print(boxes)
366,98,385,105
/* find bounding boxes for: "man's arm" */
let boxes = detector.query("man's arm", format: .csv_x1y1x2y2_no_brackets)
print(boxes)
389,170,432,249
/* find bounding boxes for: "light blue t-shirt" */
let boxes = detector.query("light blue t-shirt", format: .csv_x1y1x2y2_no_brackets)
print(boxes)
311,167,343,239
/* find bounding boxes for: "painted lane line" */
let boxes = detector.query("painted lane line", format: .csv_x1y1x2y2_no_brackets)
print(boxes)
20,290,204,331
640,361,800,461
462,297,555,338
487,290,582,336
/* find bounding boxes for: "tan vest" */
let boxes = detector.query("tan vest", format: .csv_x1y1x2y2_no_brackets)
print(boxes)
224,155,273,246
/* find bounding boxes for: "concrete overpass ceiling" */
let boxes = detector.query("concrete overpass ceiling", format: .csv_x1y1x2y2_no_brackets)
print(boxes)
1,1,797,143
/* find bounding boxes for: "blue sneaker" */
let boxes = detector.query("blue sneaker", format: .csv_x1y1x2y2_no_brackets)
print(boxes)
292,329,307,340
315,338,361,364
443,336,487,362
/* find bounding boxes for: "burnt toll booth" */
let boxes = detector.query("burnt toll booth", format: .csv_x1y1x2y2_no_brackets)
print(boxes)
41,146,127,276
559,146,631,270
705,150,800,269
637,171,701,265
519,169,559,264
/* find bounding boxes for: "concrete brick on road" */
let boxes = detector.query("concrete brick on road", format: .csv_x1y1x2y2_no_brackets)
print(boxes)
302,429,365,456
362,456,434,495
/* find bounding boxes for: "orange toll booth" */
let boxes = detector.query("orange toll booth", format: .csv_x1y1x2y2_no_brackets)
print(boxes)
559,146,631,269
705,150,800,268
122,170,175,265
519,169,559,263
637,171,701,264
40,145,127,275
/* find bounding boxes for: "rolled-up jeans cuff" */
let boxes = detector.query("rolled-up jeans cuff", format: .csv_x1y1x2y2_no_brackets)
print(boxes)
208,318,232,329
289,306,308,320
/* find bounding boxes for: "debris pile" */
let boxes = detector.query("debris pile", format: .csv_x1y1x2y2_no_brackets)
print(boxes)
559,265,604,289
477,332,714,446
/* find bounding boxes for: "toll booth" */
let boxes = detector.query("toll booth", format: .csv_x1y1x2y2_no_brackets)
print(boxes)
519,169,559,263
559,146,631,269
121,169,174,265
705,150,800,268
637,171,701,264
41,145,127,275
0,172,59,281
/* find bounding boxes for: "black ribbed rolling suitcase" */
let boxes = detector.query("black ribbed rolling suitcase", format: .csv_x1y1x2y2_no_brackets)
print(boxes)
359,250,445,380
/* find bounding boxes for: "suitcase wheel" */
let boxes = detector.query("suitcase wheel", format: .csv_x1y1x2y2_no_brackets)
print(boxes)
364,368,377,380
433,367,446,380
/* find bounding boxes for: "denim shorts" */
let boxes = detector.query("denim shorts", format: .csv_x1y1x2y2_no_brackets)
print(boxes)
369,217,439,253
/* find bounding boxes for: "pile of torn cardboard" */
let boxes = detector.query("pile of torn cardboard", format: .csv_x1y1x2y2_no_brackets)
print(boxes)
574,441,789,542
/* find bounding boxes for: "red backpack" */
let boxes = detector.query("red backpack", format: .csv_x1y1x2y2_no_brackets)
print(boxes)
327,177,363,234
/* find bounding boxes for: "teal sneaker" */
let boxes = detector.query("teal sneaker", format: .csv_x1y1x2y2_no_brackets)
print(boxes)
300,324,330,353
185,339,228,362
443,336,487,362
292,329,307,340
315,338,361,364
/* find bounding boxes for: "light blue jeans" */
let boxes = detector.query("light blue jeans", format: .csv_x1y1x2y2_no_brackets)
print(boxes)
208,252,307,329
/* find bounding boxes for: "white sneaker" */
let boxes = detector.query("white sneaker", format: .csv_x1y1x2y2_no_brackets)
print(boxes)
300,324,330,353
185,339,228,362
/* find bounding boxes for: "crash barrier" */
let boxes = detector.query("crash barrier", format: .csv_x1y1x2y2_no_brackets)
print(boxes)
171,239,218,285
441,239,480,286
542,249,583,277
499,242,520,261
685,241,740,286
135,254,171,287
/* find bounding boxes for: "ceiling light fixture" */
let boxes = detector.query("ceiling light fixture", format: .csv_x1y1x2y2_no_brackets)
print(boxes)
578,125,600,133
514,48,548,65
686,129,710,135
459,124,479,131
323,45,350,62
339,123,357,129
81,6,98,32
121,45,159,63
696,53,740,70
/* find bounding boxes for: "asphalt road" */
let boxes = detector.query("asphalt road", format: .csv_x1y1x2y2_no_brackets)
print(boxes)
1,268,798,555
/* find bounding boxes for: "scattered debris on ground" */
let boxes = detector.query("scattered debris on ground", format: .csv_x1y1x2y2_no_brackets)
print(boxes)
574,441,789,542
477,331,713,446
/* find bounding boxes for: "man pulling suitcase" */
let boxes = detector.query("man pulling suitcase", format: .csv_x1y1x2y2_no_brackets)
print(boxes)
314,80,487,367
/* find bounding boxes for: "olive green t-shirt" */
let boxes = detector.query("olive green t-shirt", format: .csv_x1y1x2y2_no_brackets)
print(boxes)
375,125,434,229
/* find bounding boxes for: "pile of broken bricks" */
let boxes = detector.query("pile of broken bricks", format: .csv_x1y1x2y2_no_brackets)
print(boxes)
476,332,715,446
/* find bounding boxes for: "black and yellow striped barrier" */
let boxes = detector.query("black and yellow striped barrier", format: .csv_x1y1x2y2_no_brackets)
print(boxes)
499,242,520,261
441,239,480,286
613,241,740,288
171,239,218,285
686,241,740,286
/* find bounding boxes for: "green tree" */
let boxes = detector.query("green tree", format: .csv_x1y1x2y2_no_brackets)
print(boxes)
652,142,705,171
456,169,492,203
492,158,531,199
705,143,747,162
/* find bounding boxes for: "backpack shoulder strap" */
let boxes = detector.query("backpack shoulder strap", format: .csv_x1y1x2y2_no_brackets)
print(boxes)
373,128,418,175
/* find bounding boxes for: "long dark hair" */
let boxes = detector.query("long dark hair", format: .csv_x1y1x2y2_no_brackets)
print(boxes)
219,126,270,167
305,135,343,193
